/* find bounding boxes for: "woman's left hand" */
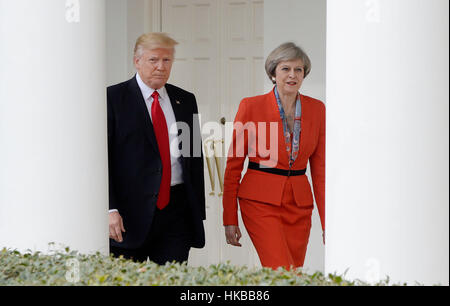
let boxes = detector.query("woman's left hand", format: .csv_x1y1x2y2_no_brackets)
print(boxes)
225,225,242,247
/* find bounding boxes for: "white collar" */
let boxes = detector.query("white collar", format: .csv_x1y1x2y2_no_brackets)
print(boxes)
136,73,169,102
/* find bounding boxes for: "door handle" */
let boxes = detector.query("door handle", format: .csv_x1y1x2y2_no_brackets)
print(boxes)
213,139,224,197
204,139,215,196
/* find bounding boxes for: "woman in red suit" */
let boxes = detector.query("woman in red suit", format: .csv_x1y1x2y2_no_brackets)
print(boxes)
222,42,325,270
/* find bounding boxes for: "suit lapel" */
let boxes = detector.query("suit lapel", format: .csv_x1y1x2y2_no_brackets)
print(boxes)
165,83,186,125
127,77,159,152
297,94,311,163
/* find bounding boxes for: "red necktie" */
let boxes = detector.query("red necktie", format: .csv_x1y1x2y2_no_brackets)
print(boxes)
151,91,171,210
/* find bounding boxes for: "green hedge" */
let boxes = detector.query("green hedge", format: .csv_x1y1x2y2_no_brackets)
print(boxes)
0,248,399,286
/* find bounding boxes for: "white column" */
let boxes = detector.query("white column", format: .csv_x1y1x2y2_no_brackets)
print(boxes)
0,0,109,255
326,0,449,285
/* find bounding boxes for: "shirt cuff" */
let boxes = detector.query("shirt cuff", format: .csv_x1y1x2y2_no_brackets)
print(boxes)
109,209,119,214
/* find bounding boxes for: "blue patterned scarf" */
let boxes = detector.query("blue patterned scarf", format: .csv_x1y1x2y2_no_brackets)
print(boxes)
274,86,302,168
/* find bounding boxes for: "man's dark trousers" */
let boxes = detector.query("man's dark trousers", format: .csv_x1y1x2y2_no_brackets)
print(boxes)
110,184,193,264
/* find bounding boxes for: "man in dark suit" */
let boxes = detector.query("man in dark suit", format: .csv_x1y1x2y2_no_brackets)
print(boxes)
107,33,205,264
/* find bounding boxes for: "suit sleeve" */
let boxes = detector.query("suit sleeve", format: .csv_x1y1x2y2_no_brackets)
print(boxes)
309,102,326,231
222,99,249,226
191,94,206,220
107,89,118,211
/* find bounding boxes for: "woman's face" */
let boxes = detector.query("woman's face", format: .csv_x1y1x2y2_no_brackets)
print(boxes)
274,59,305,96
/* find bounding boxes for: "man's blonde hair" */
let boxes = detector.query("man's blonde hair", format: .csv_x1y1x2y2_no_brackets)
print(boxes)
134,32,179,58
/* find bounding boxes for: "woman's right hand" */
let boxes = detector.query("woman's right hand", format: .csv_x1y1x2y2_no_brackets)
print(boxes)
225,225,242,247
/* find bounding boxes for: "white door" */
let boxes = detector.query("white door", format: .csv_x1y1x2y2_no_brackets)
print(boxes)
162,0,264,268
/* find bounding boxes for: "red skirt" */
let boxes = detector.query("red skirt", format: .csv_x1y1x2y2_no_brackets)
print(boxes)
239,178,313,269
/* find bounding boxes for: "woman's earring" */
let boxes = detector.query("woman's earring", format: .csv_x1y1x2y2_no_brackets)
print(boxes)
272,77,276,82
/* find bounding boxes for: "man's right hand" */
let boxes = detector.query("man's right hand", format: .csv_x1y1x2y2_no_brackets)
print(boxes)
109,211,126,243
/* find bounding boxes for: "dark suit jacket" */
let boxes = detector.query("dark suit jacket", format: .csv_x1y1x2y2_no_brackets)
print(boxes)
107,76,206,249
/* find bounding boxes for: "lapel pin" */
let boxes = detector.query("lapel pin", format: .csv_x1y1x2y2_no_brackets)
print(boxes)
176,100,181,105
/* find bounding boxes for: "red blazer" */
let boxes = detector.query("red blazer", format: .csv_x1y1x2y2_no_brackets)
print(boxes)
223,90,325,231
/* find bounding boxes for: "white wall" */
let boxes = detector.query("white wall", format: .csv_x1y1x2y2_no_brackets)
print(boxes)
106,0,154,86
264,0,327,274
106,0,128,86
326,0,449,285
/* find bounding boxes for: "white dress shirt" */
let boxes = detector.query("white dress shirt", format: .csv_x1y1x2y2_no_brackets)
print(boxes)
136,73,184,186
109,74,184,214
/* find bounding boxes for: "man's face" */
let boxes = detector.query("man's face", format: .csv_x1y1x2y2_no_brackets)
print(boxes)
134,48,174,90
